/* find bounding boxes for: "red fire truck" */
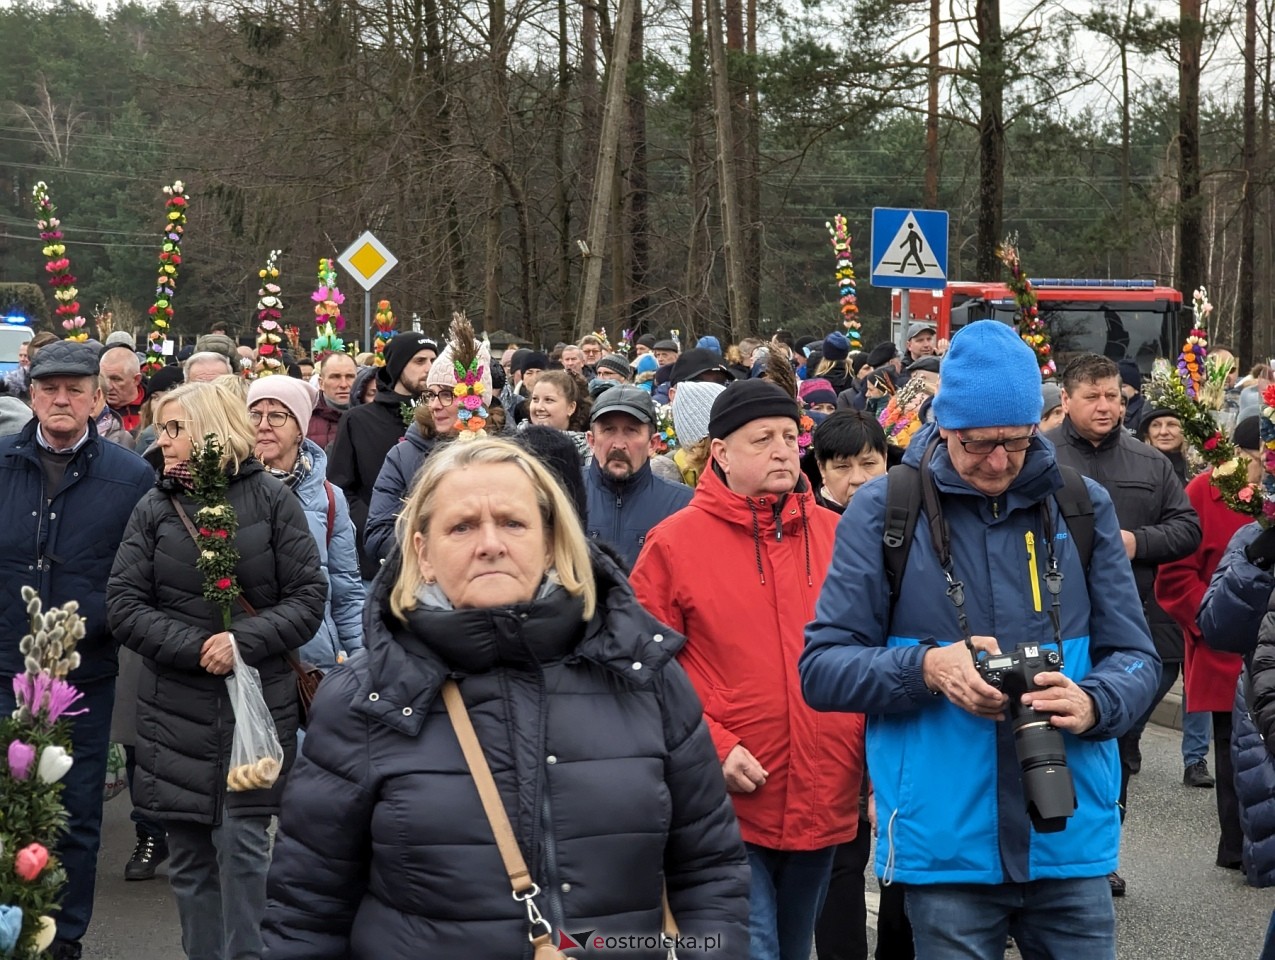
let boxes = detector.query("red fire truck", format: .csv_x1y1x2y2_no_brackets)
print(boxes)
891,280,1185,370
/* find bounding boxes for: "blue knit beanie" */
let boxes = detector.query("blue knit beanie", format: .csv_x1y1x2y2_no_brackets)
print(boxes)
696,335,722,355
932,321,1042,430
822,331,850,362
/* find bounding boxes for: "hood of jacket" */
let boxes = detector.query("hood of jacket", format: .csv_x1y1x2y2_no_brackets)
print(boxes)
352,365,379,405
294,439,330,500
903,422,1064,515
351,544,685,736
403,424,438,454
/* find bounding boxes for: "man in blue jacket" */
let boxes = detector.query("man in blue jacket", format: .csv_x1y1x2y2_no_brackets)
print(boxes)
584,385,691,567
0,341,154,960
800,320,1160,960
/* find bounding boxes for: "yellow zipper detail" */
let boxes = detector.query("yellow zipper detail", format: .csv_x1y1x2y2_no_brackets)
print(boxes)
1026,531,1042,613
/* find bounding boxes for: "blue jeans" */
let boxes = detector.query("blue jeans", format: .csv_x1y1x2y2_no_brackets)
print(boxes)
746,843,836,960
905,877,1115,960
0,675,114,945
165,815,273,960
1181,688,1212,767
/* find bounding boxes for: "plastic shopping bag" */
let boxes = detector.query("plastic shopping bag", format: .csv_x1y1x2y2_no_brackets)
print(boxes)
224,634,285,793
103,742,128,802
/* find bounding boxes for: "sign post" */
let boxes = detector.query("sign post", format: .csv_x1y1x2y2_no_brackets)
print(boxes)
337,231,399,351
870,208,949,353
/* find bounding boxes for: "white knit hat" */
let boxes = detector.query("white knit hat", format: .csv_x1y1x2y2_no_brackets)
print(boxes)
672,381,726,446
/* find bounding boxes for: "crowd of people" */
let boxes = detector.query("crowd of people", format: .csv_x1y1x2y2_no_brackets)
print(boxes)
2,316,1274,960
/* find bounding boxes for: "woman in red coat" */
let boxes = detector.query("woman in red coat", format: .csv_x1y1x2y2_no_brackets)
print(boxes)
1155,416,1262,869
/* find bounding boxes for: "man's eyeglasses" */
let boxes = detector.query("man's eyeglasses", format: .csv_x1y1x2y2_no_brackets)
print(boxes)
425,390,456,407
955,430,1036,455
249,410,294,428
158,419,190,440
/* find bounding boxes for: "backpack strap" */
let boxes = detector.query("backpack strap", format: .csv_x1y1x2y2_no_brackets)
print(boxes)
323,480,336,548
1052,465,1095,572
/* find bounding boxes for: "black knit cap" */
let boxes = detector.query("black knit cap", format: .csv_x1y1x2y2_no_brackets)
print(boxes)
708,379,801,440
383,334,438,386
1234,415,1261,452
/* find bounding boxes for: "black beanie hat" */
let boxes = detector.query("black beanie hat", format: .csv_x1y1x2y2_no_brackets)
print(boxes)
1234,415,1261,452
637,334,658,349
1136,406,1178,441
866,340,898,369
520,350,550,373
512,425,589,525
382,334,438,387
708,380,801,440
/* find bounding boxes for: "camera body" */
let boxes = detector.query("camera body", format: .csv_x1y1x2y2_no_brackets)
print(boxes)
975,642,1077,833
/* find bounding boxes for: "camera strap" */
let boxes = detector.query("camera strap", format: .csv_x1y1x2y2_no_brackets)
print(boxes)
916,437,1066,667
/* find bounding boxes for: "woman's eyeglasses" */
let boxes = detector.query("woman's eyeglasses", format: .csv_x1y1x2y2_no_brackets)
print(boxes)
425,390,456,407
249,410,294,428
158,419,190,440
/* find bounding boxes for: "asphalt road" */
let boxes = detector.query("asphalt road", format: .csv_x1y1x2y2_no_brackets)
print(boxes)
80,723,1273,959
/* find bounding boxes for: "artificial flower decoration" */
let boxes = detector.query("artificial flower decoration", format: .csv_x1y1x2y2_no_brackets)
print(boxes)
618,328,635,358
879,377,936,449
1259,383,1275,529
311,258,347,360
255,250,285,377
996,237,1054,380
437,313,492,441
592,328,614,353
652,403,678,456
7,740,35,781
31,182,87,342
0,588,83,958
93,304,114,343
827,215,862,350
190,437,241,629
373,300,397,366
143,180,189,374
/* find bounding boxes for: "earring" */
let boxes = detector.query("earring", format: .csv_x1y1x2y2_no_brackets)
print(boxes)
423,576,436,586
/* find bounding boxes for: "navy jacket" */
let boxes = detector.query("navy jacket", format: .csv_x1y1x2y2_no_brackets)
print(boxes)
261,548,749,959
800,424,1160,885
1199,523,1272,655
584,459,692,568
0,419,153,681
364,426,437,565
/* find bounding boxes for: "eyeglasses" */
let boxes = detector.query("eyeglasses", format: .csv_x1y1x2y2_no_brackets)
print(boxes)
955,430,1036,455
425,389,455,406
158,419,190,440
249,410,294,428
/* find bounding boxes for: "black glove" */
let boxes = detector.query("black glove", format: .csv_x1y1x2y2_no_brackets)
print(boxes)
1245,526,1275,570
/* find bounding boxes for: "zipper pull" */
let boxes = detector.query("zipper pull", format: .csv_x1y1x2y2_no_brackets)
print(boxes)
1025,531,1042,613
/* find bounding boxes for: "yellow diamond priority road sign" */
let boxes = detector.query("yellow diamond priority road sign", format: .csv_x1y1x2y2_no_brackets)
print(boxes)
337,231,398,291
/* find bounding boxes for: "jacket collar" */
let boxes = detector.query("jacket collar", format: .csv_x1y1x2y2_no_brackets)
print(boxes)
1061,415,1122,451
9,416,101,463
352,545,684,735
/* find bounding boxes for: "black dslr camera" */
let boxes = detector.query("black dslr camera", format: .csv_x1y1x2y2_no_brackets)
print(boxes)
975,642,1077,833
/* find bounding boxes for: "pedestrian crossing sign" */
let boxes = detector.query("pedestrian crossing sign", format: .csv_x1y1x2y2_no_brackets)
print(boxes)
870,208,949,290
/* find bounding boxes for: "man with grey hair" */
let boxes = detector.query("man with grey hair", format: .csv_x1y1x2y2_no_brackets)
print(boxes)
99,346,145,435
183,351,234,383
0,341,153,960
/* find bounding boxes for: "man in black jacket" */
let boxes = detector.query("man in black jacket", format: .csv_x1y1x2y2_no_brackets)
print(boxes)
0,342,154,960
327,334,437,585
1046,352,1201,897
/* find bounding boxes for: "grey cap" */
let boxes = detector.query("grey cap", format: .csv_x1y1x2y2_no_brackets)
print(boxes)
105,330,137,350
1041,380,1062,415
30,340,100,379
907,321,937,340
589,384,658,426
595,353,632,378
653,339,680,353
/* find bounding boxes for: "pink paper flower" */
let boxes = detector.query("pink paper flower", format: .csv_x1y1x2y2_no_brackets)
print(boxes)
7,740,35,780
14,844,49,881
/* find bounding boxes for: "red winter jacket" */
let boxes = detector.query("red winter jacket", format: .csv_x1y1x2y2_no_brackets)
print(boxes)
630,461,864,851
1155,469,1246,712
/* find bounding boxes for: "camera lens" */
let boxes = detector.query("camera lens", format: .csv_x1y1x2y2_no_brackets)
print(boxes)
1012,711,1077,833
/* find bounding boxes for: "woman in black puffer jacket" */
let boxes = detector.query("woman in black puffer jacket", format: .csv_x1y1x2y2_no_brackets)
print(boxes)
107,380,326,960
261,437,749,960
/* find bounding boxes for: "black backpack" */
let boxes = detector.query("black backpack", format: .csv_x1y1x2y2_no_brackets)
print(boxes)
881,437,1096,612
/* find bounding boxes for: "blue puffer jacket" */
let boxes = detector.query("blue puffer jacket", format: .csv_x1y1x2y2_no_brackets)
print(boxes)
293,441,363,669
1198,523,1272,655
364,427,437,566
800,425,1160,886
1231,673,1275,887
584,459,692,568
0,419,153,681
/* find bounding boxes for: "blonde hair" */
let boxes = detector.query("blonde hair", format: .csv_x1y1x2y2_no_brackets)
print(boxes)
390,438,596,622
154,381,256,474
814,357,850,380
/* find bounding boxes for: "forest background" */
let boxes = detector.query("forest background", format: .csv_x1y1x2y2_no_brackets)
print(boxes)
0,0,1270,358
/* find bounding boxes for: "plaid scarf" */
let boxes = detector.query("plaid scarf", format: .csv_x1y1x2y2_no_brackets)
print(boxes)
163,461,196,491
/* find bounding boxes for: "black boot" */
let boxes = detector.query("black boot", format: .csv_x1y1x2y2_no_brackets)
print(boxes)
125,832,169,881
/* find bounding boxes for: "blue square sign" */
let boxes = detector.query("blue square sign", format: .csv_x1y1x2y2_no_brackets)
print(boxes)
870,208,949,290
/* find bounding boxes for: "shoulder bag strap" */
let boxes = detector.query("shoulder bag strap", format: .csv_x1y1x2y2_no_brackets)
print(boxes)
323,480,337,548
